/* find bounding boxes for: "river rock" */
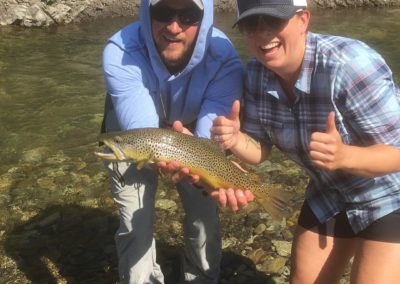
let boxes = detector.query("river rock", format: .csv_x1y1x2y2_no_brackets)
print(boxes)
37,176,57,190
254,223,267,235
0,170,15,191
272,240,292,257
221,236,238,249
45,3,71,24
258,256,287,274
155,199,177,211
21,147,50,163
246,247,268,264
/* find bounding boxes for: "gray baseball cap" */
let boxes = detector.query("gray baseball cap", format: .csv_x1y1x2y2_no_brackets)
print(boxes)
150,0,203,10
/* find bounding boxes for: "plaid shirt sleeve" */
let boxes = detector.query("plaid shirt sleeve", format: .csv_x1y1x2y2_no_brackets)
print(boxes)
335,44,400,148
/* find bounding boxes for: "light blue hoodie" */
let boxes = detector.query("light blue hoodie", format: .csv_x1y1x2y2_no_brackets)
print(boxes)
102,0,243,138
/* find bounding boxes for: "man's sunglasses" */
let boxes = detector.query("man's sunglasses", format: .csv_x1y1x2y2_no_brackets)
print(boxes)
150,4,203,26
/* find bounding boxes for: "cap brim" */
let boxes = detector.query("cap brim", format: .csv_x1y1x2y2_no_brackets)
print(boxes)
233,6,298,27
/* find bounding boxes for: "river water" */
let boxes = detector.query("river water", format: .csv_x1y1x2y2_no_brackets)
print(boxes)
0,7,399,283
1,4,400,242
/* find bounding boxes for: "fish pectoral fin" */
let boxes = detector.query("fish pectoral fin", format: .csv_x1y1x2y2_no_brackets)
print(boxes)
94,152,118,161
136,159,148,170
136,153,156,170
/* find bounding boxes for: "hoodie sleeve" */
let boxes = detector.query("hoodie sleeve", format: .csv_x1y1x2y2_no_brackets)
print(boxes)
102,40,159,130
194,29,244,138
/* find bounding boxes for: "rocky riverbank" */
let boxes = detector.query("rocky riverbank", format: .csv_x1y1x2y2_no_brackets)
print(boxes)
1,0,400,27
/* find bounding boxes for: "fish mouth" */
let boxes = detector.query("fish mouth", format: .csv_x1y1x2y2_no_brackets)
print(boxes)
95,136,128,161
94,151,118,160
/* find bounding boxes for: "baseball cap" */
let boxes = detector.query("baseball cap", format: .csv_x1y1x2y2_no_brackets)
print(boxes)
234,0,307,25
150,0,204,10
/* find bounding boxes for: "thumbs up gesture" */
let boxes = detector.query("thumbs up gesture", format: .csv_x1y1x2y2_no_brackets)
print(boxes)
309,112,345,171
211,100,241,150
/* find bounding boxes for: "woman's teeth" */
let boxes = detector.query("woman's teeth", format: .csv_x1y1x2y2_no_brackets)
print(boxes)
260,42,280,51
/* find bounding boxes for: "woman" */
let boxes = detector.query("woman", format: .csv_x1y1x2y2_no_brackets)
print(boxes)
210,0,400,283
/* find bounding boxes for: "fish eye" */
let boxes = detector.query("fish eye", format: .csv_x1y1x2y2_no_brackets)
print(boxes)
114,136,123,143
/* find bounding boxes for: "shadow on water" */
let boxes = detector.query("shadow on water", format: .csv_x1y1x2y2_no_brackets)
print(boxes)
3,204,275,284
219,252,277,284
4,204,120,283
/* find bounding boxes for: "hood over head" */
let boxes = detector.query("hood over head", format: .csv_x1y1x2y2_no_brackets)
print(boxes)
150,0,204,9
139,0,213,81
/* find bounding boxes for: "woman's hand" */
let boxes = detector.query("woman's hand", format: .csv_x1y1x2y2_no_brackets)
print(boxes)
208,188,255,212
154,160,255,212
310,112,400,177
192,161,255,212
309,112,345,171
211,100,241,150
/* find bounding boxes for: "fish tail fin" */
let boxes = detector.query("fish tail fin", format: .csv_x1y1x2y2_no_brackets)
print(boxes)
254,188,295,220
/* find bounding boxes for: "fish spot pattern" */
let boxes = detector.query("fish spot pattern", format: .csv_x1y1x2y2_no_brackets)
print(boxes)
99,128,267,195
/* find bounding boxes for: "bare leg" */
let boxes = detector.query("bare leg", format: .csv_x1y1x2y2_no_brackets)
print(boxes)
290,225,356,284
350,239,400,284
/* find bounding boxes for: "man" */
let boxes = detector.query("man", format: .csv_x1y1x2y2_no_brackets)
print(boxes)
211,0,400,283
101,0,244,283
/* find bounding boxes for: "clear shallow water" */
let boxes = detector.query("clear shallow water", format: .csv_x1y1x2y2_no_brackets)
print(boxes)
0,8,399,226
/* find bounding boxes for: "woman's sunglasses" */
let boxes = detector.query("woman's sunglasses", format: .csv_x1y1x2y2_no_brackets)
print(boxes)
237,10,304,35
238,15,289,35
150,4,203,26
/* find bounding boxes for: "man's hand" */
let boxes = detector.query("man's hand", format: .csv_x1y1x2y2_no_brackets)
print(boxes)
153,120,198,182
211,100,241,150
309,112,346,171
155,160,200,184
172,120,193,136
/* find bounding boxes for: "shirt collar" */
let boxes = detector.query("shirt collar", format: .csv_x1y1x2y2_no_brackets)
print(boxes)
295,32,316,95
263,32,316,100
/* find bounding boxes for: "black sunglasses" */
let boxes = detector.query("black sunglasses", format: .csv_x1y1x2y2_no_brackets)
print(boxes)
238,15,289,35
150,4,203,26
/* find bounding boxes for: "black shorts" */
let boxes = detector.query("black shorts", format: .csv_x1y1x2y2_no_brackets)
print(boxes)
298,201,400,243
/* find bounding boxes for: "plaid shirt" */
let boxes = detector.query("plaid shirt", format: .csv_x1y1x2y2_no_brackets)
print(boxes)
243,32,400,233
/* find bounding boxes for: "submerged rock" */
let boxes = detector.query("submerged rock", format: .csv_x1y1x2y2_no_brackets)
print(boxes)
21,147,51,163
272,240,292,257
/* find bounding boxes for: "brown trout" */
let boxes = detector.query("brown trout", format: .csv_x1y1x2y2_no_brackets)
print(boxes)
95,128,291,218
